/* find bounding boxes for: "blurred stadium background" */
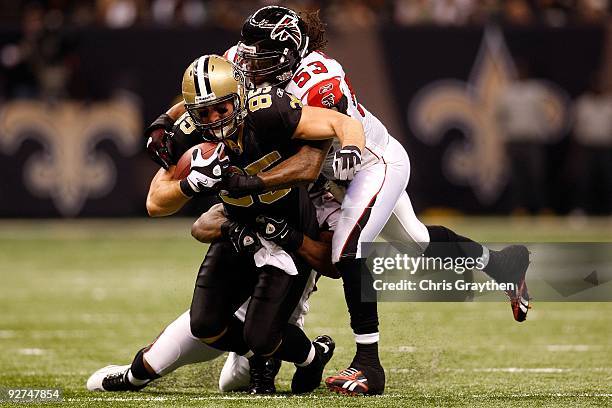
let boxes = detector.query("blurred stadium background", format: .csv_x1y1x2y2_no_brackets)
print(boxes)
1,1,612,407
1,0,612,216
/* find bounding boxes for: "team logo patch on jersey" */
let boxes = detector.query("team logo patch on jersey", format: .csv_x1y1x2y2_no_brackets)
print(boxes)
266,223,276,235
319,83,334,94
321,93,335,108
271,15,302,48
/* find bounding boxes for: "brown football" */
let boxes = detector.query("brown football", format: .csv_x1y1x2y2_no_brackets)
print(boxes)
173,142,224,180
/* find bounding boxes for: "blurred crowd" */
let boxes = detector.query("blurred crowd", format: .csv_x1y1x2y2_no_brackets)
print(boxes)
0,0,610,30
0,1,611,215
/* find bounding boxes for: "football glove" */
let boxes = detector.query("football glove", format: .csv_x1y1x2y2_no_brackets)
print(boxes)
145,113,175,170
333,145,361,181
221,221,262,254
146,129,175,170
255,215,303,252
180,143,230,196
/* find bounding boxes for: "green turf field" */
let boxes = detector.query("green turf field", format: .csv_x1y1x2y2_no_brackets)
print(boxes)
1,217,611,407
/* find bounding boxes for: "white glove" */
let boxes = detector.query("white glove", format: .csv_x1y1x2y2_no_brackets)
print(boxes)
333,145,362,181
185,143,230,193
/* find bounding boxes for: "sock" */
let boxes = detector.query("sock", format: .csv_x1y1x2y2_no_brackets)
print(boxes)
128,348,159,385
295,344,316,367
336,258,379,335
352,342,381,368
272,324,312,364
208,315,249,355
482,248,509,282
424,225,485,263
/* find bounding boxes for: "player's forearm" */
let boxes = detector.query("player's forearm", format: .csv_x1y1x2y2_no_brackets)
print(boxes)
298,235,340,279
146,167,190,217
335,115,365,151
293,106,365,151
258,142,330,191
191,204,227,243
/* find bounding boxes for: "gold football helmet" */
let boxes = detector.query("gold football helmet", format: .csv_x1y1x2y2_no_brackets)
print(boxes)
182,55,247,141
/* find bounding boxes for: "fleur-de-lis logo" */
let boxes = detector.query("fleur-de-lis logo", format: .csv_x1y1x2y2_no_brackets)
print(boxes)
409,28,567,204
0,100,141,216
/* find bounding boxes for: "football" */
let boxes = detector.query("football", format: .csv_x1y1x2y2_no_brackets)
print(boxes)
173,142,224,180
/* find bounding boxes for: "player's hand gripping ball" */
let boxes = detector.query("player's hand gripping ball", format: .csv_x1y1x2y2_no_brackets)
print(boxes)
175,143,229,194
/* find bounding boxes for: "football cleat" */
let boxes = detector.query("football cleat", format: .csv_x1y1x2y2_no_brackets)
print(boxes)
248,356,281,394
291,335,335,394
86,365,148,392
325,367,369,396
487,245,531,322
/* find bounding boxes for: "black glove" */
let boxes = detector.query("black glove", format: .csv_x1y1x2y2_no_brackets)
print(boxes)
145,113,175,169
146,129,175,170
221,220,262,254
255,215,304,252
220,173,265,197
332,145,362,181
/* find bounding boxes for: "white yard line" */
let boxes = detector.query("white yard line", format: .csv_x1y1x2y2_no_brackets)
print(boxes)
388,367,612,373
546,344,599,352
18,348,46,355
65,393,612,402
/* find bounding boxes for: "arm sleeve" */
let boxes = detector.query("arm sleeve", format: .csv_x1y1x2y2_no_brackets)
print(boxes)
247,87,303,143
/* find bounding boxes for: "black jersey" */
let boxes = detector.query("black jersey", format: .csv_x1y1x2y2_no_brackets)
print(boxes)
171,86,317,239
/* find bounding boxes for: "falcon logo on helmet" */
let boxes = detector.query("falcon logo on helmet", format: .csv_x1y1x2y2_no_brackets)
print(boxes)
237,6,310,89
270,15,302,48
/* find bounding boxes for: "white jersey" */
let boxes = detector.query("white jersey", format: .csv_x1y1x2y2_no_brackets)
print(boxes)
225,47,391,179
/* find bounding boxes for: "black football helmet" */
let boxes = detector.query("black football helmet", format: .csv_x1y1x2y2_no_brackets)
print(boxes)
237,6,309,89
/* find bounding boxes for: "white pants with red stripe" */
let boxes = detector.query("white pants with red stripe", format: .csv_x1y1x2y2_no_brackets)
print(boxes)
332,136,429,263
141,310,251,392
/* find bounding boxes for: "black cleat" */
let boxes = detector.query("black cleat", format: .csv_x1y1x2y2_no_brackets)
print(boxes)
291,335,335,394
248,356,280,394
87,365,148,392
486,245,531,322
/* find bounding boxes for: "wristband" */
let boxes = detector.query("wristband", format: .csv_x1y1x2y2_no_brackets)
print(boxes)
245,175,265,194
148,113,174,132
224,174,265,195
179,178,196,197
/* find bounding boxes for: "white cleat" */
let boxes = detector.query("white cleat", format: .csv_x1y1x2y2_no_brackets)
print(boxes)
86,364,145,392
